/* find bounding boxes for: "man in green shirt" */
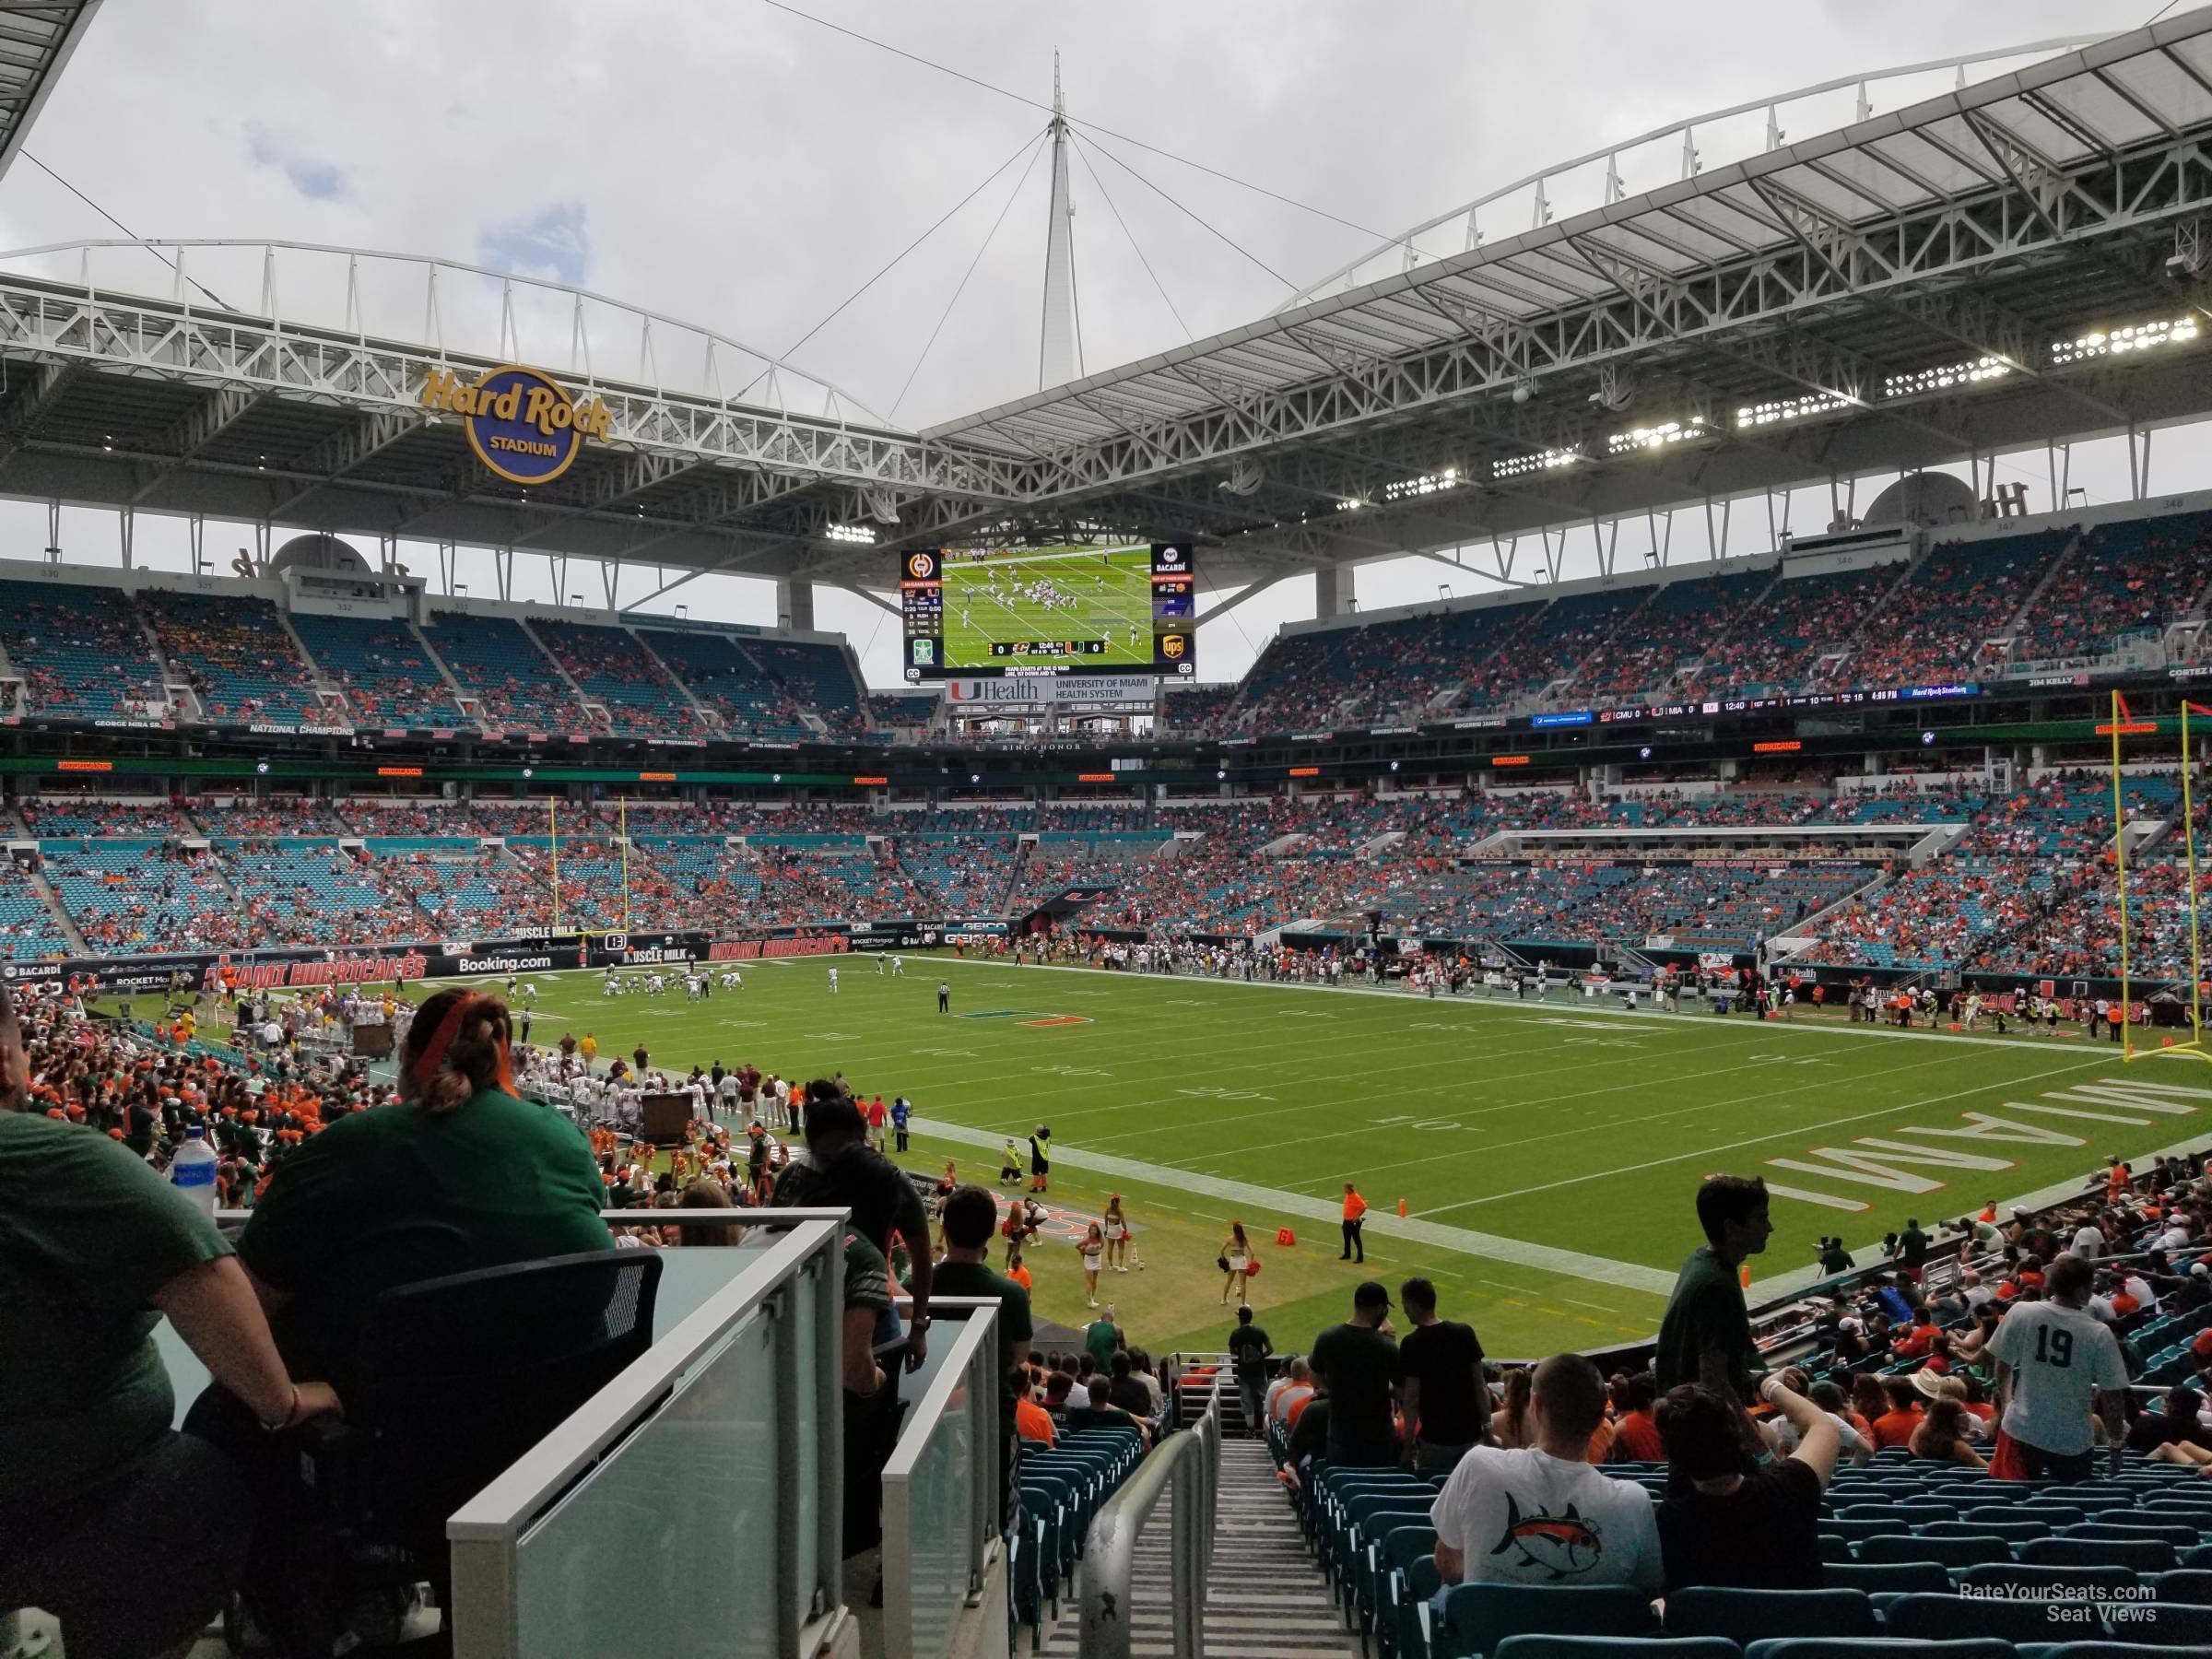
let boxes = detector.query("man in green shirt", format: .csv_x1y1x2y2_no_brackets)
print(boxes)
1897,1216,1932,1281
1653,1174,1771,1447
0,994,338,1658
1086,1304,1124,1371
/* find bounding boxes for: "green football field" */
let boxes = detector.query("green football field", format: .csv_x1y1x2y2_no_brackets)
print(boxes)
939,545,1157,670
259,958,2212,1360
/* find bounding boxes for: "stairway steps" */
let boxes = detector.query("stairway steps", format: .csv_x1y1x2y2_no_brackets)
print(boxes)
1038,1437,1354,1657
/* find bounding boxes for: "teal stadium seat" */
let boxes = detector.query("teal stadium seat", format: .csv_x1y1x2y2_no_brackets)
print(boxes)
1664,1589,1877,1645
1436,1583,1658,1658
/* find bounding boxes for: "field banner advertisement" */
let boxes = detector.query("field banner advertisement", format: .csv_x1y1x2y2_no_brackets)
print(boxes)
710,933,856,960
942,675,1159,707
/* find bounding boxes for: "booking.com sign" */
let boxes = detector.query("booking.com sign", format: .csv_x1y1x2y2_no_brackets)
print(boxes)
422,364,614,487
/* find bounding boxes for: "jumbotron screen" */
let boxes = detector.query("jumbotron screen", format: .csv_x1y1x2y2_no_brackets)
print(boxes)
899,543,1195,680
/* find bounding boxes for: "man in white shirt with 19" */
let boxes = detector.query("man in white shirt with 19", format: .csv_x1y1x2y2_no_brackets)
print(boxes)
1987,1252,2130,1481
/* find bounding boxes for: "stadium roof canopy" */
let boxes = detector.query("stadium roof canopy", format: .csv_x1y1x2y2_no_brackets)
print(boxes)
0,1,100,181
0,7,2207,607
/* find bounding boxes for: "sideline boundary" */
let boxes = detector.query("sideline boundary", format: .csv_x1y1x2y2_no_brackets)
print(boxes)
908,1112,1679,1298
929,953,2146,1056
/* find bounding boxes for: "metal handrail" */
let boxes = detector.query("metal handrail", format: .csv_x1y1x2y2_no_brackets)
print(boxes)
1080,1370,1223,1659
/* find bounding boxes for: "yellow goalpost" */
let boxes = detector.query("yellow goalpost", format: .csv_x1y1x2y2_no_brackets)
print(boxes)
2113,688,2209,1064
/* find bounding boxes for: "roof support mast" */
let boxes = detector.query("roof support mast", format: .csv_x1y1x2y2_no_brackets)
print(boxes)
1038,50,1079,391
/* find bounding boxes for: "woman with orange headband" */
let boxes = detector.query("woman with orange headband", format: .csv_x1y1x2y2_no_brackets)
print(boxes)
179,990,609,1623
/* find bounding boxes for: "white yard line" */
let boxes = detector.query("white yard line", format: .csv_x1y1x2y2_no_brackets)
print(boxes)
1416,1054,2120,1219
910,1112,1678,1298
1164,1041,1962,1171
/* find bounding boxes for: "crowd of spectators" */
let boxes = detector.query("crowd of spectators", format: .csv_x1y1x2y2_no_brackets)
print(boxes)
1571,571,1772,704
1845,529,2071,691
2010,509,2212,665
0,773,2193,971
1800,771,2176,974
1684,564,1902,700
19,798,193,840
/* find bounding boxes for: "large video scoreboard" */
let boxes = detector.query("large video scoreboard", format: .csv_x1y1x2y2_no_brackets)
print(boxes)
900,543,1195,680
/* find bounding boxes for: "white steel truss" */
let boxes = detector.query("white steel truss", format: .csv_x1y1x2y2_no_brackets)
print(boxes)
0,14,2209,603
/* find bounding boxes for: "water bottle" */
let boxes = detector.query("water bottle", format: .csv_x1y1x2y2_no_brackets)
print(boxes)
170,1124,218,1221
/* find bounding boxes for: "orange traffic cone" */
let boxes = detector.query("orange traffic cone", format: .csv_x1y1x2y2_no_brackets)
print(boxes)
1276,1227,1296,1246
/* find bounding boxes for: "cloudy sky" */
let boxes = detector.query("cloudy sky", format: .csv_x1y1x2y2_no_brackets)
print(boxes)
0,0,2181,684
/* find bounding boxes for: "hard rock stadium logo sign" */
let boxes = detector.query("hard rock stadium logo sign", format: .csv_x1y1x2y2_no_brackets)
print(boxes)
420,364,613,487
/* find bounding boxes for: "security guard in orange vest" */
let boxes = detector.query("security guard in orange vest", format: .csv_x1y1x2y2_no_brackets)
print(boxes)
1340,1183,1369,1264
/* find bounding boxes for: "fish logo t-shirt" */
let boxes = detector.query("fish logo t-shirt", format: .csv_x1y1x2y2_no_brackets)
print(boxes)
1430,1446,1663,1591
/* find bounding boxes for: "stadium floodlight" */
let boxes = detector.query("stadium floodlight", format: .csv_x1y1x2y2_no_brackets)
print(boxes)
1382,467,1460,504
826,524,875,546
1493,447,1580,480
1735,391,1850,428
1336,498,1367,512
2051,316,2201,367
1606,418,1709,457
1883,355,2011,398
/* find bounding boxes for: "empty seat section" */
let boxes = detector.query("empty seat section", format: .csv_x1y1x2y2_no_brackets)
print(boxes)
0,580,166,720
535,619,705,739
419,615,589,735
141,591,323,724
289,613,463,730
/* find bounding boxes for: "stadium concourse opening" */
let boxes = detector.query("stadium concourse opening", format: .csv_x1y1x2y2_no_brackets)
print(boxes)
22,6,2212,1659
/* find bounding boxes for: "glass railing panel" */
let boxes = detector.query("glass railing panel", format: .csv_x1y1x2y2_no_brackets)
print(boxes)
512,1307,779,1659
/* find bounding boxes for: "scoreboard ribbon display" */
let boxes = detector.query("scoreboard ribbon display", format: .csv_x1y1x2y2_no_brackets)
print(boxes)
900,543,1196,680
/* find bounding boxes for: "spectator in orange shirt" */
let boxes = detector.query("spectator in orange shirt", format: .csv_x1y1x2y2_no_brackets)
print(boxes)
1014,1390,1056,1447
1609,1371,1665,1462
1891,1309,1941,1361
1847,1375,1885,1444
1340,1182,1368,1264
1867,1377,1924,1450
